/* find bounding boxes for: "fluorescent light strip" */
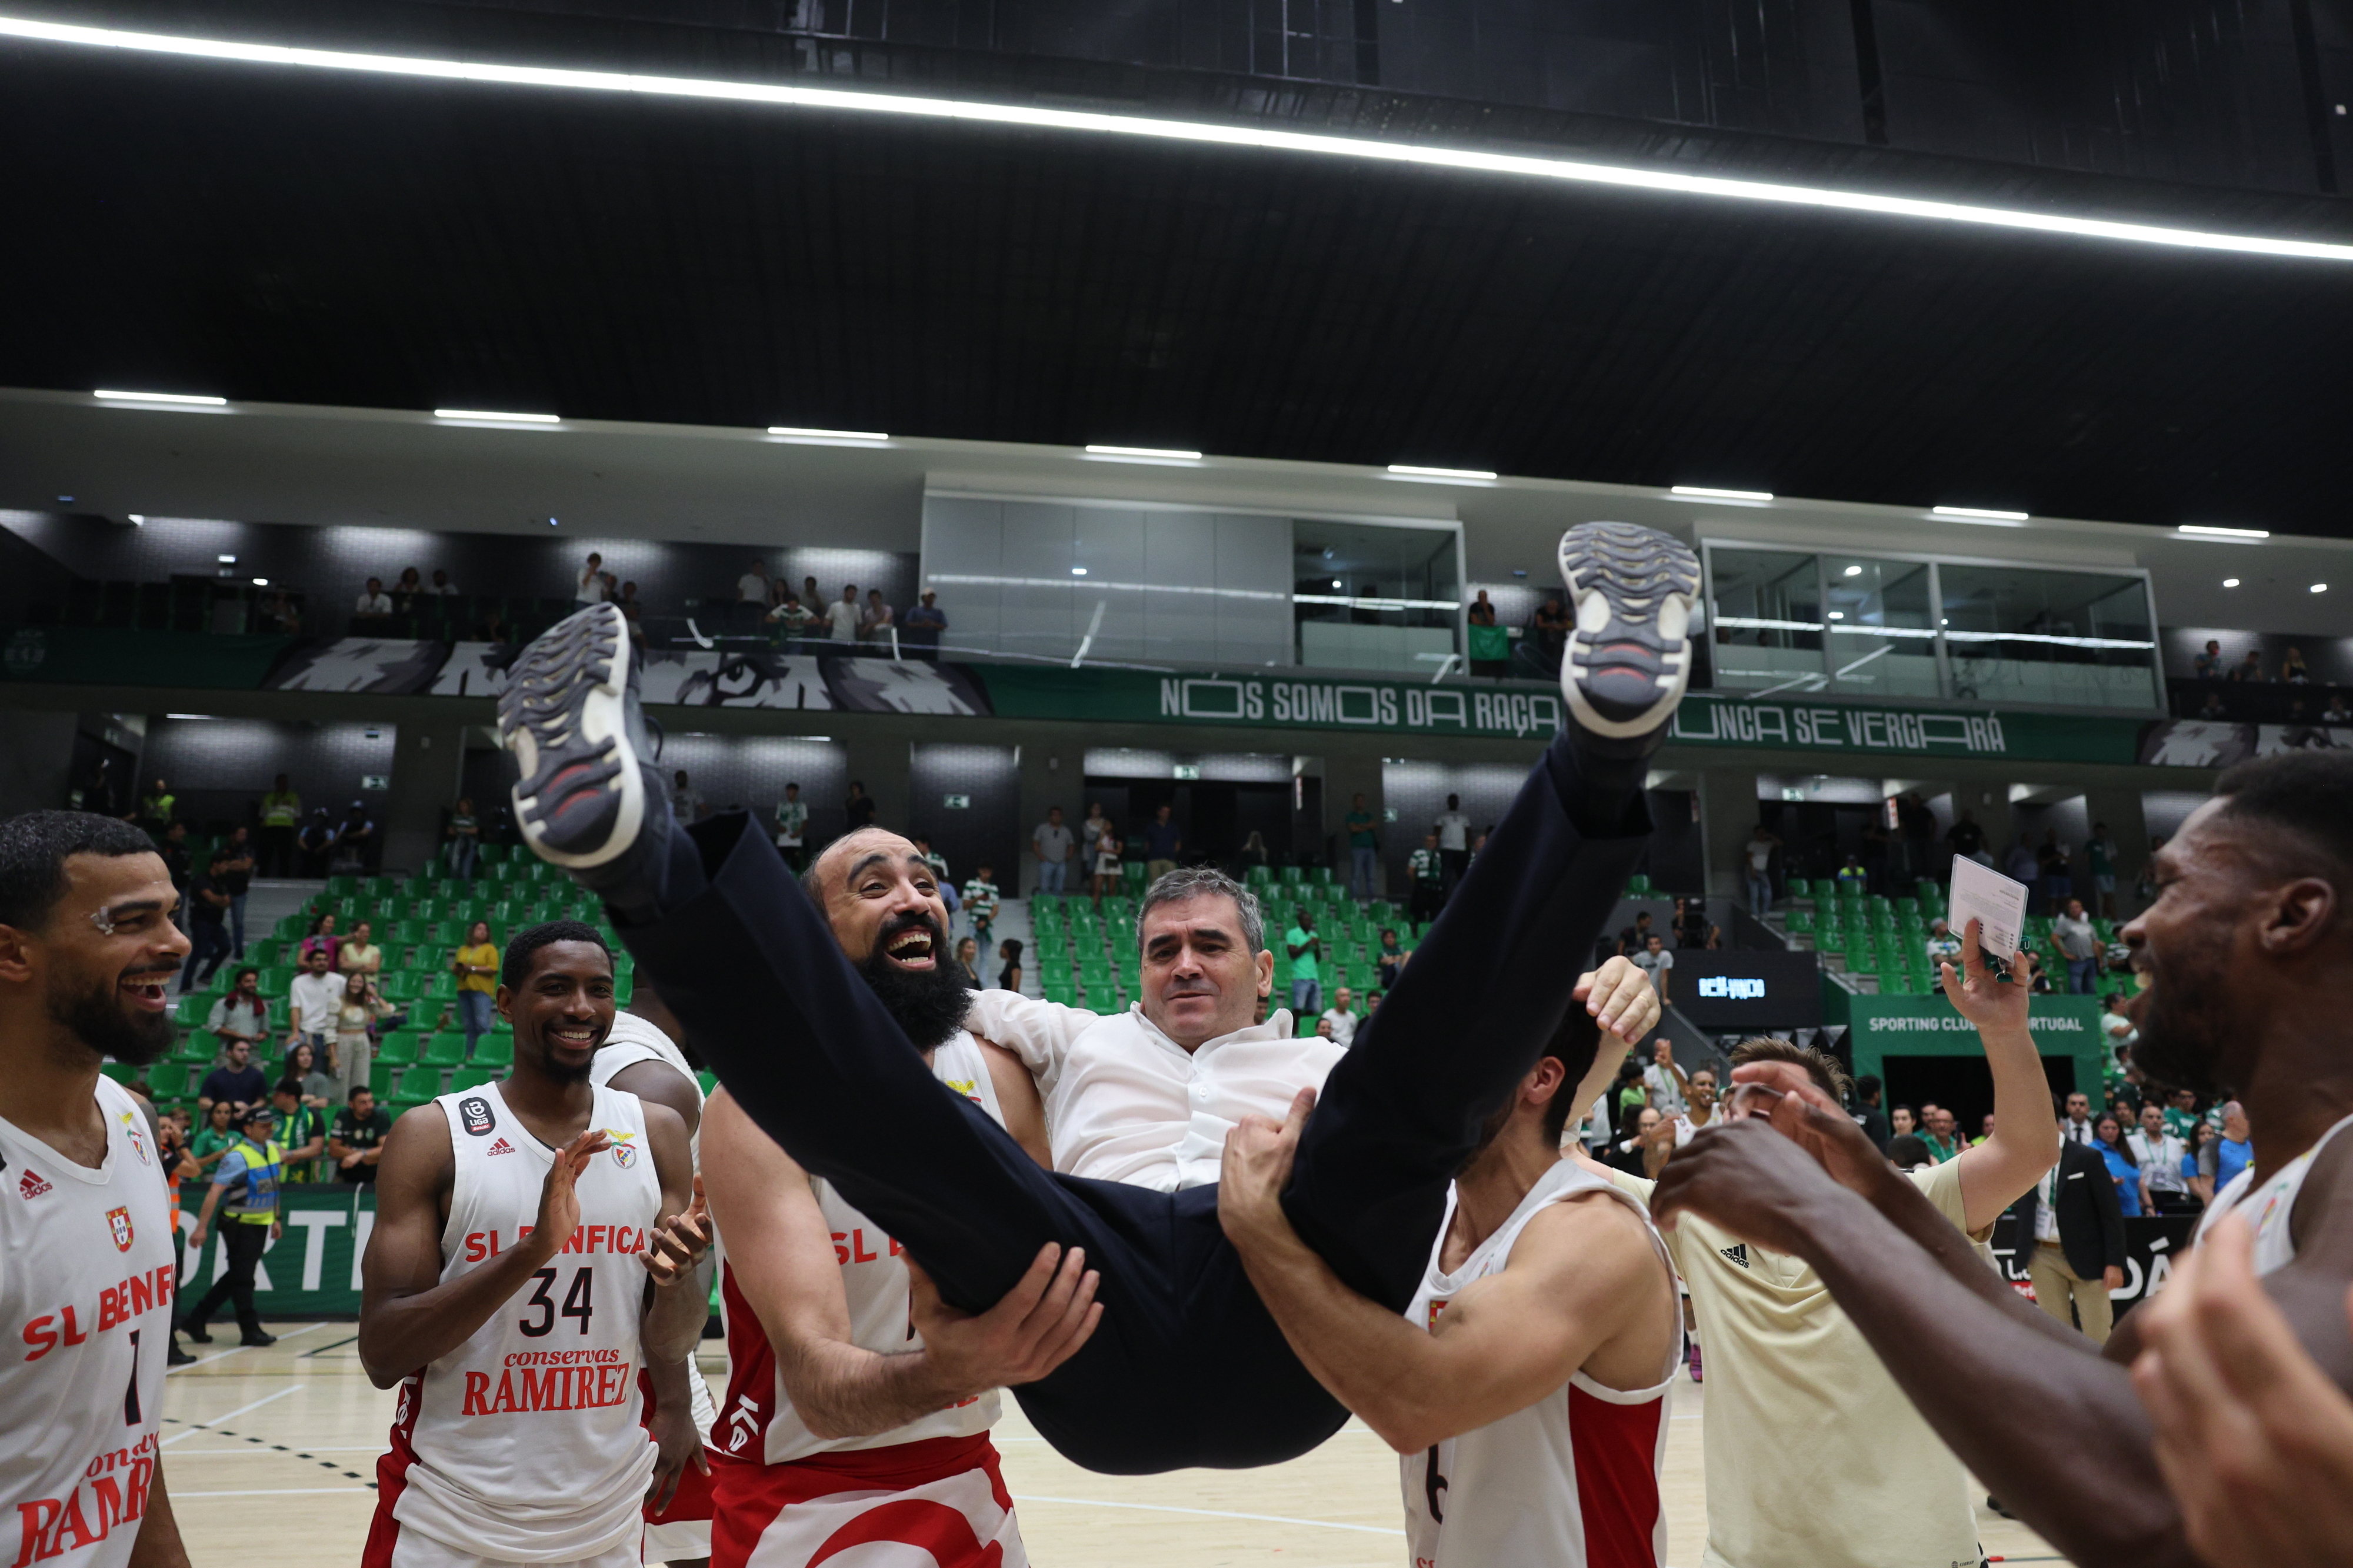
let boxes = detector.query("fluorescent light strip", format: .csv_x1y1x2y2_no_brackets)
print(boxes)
925,573,1457,610
1672,485,1774,502
769,425,888,441
1085,445,1202,461
2177,524,2269,539
1387,465,1496,481
434,408,559,423
1713,615,2151,650
1931,506,2030,522
94,389,225,405
11,16,2353,263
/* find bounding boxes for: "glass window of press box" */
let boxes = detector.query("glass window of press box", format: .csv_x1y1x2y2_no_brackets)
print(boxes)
1702,545,2159,710
919,496,1460,672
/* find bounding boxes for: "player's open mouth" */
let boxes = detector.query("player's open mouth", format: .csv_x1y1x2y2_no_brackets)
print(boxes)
120,976,174,1011
548,1023,598,1050
884,927,936,970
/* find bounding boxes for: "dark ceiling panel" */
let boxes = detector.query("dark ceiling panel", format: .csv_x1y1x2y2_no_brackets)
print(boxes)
3,26,2351,536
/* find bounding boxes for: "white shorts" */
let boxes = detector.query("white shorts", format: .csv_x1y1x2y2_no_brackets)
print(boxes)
381,1532,641,1568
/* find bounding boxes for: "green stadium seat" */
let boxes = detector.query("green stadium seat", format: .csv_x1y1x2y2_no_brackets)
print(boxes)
1244,866,1273,886
174,993,214,1029
451,1066,499,1093
376,972,422,1004
392,1064,441,1100
369,1062,398,1097
421,1033,469,1067
471,1035,515,1068
1784,910,1815,934
171,1034,214,1063
325,875,359,898
99,1062,136,1085
1785,878,1809,899
1625,873,1653,896
145,1062,191,1100
375,1033,420,1067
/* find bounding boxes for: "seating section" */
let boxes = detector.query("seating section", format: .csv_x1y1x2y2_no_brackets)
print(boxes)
1784,882,2131,1000
157,848,632,1122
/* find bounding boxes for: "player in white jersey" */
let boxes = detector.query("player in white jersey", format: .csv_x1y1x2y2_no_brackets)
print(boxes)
699,836,1095,1567
1647,748,2353,1568
0,812,194,1568
1220,1002,1679,1566
361,921,711,1568
589,994,717,1568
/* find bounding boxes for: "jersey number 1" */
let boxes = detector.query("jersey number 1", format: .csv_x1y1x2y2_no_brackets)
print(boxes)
519,1267,595,1336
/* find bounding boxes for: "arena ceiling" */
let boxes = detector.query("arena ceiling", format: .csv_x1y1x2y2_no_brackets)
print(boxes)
6,2,2353,541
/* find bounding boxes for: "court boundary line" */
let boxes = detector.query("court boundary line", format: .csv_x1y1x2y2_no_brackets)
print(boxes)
1008,1493,1405,1536
160,1383,304,1443
166,1321,326,1373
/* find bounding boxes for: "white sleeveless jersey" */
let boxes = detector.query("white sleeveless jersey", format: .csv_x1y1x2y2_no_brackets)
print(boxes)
717,1033,1007,1466
1402,1160,1681,1568
0,1080,176,1568
2196,1110,2353,1275
382,1083,665,1562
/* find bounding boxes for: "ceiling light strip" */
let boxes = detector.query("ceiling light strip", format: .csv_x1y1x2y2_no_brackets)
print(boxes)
8,16,2353,263
1387,465,1497,481
2175,524,2269,539
1085,445,1202,460
1672,485,1774,501
94,389,226,405
433,408,559,422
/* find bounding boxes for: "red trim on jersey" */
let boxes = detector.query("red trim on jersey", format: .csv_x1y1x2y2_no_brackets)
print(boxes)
714,1263,779,1461
1567,1384,1664,1568
709,1433,1008,1568
362,1373,426,1568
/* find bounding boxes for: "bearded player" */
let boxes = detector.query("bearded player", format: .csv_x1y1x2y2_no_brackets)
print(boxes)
0,813,192,1568
361,922,711,1568
699,840,1094,1564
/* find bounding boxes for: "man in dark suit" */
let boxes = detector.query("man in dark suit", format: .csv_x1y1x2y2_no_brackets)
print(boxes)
2012,1129,2127,1343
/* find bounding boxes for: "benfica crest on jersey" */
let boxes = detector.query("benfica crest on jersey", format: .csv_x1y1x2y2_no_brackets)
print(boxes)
606,1130,638,1168
106,1205,134,1251
117,1110,151,1166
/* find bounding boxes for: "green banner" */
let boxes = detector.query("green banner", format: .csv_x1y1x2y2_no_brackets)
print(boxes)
179,1183,375,1316
2,628,296,688
1666,694,2147,764
1827,986,2105,1092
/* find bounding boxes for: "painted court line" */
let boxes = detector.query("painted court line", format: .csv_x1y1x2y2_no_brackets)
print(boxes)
172,1486,369,1499
165,1322,326,1373
1009,1494,1405,1536
161,1384,304,1443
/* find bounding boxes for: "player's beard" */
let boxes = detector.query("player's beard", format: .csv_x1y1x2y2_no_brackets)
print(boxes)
2131,983,2232,1099
50,965,174,1067
856,912,969,1052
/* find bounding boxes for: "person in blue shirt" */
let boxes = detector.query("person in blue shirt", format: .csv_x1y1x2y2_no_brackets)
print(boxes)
2199,1099,2256,1200
2092,1112,2149,1217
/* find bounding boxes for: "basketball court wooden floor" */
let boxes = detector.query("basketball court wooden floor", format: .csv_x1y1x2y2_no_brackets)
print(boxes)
164,1323,2068,1566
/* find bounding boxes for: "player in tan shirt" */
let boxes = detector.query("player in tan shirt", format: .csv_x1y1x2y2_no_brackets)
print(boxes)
1571,923,2057,1568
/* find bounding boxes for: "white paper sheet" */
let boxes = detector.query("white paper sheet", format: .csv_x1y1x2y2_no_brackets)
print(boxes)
1948,857,2029,962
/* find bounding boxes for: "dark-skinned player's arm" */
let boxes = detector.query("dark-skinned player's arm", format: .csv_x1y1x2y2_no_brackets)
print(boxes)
124,1459,189,1568
356,1106,611,1389
605,1060,701,1143
1219,1087,1669,1454
635,1102,709,1510
698,1089,1099,1441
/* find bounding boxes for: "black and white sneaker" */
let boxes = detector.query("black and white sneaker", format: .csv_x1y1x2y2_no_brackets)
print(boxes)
1556,521,1701,753
498,603,665,876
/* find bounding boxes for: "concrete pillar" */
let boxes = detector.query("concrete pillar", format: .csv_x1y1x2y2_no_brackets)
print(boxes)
0,709,76,820
1016,732,1081,898
1321,748,1386,896
842,733,911,840
1698,766,1761,900
382,722,468,875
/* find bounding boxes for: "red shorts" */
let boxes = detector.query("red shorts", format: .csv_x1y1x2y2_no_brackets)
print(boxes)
711,1433,1024,1568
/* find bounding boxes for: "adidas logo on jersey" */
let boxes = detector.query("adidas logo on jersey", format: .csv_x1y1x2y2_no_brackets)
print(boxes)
486,1137,516,1157
1719,1243,1750,1269
17,1166,51,1200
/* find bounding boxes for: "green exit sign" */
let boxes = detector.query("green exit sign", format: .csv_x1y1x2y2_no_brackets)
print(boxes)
943,793,971,809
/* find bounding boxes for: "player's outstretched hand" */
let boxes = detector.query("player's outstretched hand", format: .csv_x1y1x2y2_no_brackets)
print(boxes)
1218,1086,1315,1250
1649,1116,1852,1257
1575,957,1658,1044
2129,1215,2353,1568
531,1128,611,1260
641,1174,712,1287
1938,918,2035,1034
908,1242,1102,1392
643,1376,710,1512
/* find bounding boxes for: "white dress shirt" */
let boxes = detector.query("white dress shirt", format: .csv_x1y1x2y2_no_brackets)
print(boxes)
2062,1115,2096,1145
288,970,343,1037
965,990,1345,1191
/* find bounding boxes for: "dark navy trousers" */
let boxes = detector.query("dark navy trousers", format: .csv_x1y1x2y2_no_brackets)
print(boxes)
613,731,1648,1473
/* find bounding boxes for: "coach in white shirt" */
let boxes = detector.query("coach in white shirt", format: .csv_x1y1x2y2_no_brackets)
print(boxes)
966,868,1658,1192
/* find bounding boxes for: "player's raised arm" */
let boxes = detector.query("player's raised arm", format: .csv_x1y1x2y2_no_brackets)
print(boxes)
357,1106,609,1387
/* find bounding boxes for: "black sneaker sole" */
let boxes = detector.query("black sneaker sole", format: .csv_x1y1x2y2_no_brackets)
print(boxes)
498,605,648,870
1557,522,1702,739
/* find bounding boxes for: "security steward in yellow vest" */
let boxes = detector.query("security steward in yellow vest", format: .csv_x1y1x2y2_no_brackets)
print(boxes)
177,1103,285,1348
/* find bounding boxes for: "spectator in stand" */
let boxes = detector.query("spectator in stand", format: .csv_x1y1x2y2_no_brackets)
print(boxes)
331,801,376,872
269,1077,326,1183
1342,793,1378,900
1611,1105,1667,1179
1671,896,1708,949
828,583,862,644
796,575,822,633
1375,928,1406,992
2083,820,2118,918
256,589,303,636
1617,909,1657,958
198,1037,268,1119
995,939,1023,995
2182,1122,2218,1204
2093,1112,2149,1216
1405,831,1444,925
1919,1106,1961,1164
328,1086,392,1185
334,970,394,1108
615,581,644,631
1890,1105,1917,1139
137,777,176,842
2202,1099,2255,1197
451,920,500,1056
430,569,458,596
737,558,772,623
951,936,982,989
862,588,894,647
671,769,705,823
844,780,876,832
285,1039,335,1112
287,945,341,1070
1089,819,1124,907
1853,1073,1891,1152
2130,1102,2192,1213
2161,1086,2202,1142
1235,830,1270,881
2282,645,2310,683
1142,803,1183,881
2061,1089,2097,1146
338,919,383,978
2229,648,2264,682
180,848,234,992
158,822,192,933
1924,916,1963,966
1079,801,1108,863
1319,986,1358,1047
390,568,426,615
1032,806,1075,895
207,968,271,1059
298,912,344,971
1284,908,1322,1018
765,592,816,652
902,590,946,660
2005,836,2042,899
2198,689,2228,720
1531,593,1569,675
190,1099,239,1175
216,828,255,956
2325,693,2352,725
1943,808,1988,869
576,552,607,603
1631,933,1674,1002
1433,795,1472,896
475,606,511,645
2192,639,2224,679
354,579,395,629
2015,1126,2128,1343
445,796,481,880
2052,896,2100,993
258,772,302,876
2039,830,2074,912
1642,1039,1689,1117
961,863,999,950
772,783,809,870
